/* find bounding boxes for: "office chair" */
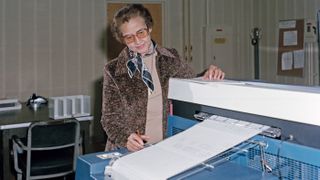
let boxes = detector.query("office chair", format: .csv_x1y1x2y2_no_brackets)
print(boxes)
12,119,80,180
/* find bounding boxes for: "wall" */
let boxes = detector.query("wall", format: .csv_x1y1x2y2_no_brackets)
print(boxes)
165,0,258,80
166,0,320,85
253,0,320,85
3,0,320,99
205,0,255,80
0,0,107,142
207,0,320,85
1,0,320,142
0,0,106,101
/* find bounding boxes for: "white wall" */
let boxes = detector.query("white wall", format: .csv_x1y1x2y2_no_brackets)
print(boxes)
254,0,320,85
166,0,320,85
206,0,320,85
0,0,106,101
2,0,320,101
206,0,255,80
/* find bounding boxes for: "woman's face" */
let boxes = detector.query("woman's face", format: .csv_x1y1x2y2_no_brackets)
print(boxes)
119,16,152,56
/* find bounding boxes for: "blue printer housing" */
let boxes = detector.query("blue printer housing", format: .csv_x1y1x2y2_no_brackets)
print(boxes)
76,79,320,179
76,115,320,180
167,115,320,180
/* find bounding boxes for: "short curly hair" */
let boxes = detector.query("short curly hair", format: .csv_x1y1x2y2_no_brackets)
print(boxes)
111,4,153,43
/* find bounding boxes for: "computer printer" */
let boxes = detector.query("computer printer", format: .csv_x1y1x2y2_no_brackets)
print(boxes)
169,78,320,149
76,78,320,180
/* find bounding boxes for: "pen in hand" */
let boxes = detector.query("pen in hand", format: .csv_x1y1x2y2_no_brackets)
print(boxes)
136,130,148,144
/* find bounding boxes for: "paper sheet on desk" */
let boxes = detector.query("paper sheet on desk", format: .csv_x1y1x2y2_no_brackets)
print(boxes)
108,119,266,180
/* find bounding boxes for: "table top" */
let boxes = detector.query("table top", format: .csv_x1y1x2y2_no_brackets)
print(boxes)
0,103,92,130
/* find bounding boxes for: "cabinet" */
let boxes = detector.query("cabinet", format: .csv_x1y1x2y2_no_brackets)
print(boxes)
165,0,207,73
182,0,207,73
166,0,232,74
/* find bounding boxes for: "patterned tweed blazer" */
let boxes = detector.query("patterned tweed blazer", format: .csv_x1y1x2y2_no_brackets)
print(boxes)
101,45,195,151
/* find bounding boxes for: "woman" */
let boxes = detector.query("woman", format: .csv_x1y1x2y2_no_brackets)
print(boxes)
101,4,224,152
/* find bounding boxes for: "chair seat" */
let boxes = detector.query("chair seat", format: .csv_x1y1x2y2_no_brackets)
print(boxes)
19,147,74,176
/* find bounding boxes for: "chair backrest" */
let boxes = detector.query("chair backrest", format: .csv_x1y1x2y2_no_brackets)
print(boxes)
28,119,79,149
25,119,80,179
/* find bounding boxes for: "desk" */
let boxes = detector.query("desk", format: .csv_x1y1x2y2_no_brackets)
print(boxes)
0,104,93,180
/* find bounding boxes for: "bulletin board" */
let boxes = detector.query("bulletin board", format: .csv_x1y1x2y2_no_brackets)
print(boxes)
277,19,304,77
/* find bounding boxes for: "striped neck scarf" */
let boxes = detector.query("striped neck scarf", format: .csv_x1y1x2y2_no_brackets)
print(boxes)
126,43,156,92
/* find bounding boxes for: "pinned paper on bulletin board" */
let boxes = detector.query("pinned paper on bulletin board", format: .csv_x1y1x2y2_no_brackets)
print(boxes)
277,19,304,77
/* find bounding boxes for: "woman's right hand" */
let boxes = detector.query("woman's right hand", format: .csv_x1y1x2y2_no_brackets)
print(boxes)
126,133,149,152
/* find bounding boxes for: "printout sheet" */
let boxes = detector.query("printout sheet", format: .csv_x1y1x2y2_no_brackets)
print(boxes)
108,118,267,180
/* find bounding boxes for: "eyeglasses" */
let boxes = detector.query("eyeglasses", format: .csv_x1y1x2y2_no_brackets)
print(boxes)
122,28,149,44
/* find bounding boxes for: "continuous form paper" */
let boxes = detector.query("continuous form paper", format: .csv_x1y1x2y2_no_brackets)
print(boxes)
107,118,267,180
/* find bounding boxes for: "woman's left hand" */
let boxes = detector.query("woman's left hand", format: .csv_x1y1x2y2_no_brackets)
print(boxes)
203,65,225,80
